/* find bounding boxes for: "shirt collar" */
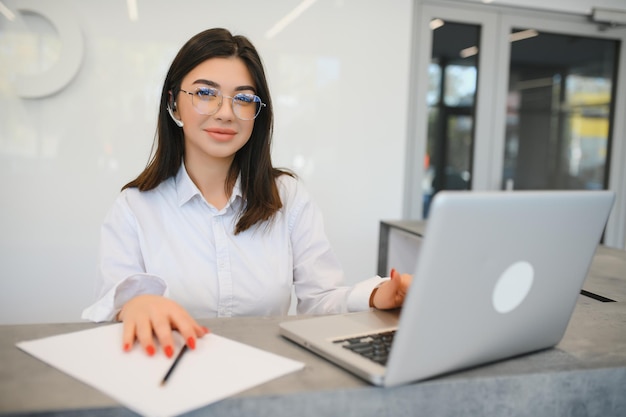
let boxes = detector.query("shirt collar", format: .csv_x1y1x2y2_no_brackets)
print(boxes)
175,162,243,208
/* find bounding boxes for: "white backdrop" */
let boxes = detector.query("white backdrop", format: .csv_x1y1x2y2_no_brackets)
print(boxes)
0,0,412,324
1,0,624,324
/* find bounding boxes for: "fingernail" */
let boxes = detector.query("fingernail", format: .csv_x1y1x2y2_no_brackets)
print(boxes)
390,268,396,277
164,345,174,358
123,343,131,352
187,337,196,350
146,345,155,356
202,326,210,335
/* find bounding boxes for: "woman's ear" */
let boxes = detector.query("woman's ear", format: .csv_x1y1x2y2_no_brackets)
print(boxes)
167,91,184,127
167,104,184,127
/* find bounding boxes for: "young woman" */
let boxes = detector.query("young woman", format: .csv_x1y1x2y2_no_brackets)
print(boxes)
82,28,411,359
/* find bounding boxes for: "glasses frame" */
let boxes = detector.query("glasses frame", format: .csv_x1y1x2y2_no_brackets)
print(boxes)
179,87,266,121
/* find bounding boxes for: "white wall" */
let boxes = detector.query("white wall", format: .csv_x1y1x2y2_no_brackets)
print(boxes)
1,0,624,325
0,0,412,324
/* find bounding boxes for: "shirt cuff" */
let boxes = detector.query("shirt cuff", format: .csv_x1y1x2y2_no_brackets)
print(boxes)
346,275,389,312
81,274,168,322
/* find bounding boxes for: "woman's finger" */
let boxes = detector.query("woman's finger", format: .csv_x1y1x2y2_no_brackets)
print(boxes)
121,316,136,352
134,314,156,356
152,310,180,358
169,308,202,351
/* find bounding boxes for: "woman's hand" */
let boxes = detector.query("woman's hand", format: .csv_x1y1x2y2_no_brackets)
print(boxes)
117,294,209,358
371,269,412,310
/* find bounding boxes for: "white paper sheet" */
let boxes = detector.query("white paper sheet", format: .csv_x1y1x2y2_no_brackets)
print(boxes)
16,323,304,417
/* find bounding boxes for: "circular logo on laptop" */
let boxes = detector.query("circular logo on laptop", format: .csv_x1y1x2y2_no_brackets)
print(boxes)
492,261,534,314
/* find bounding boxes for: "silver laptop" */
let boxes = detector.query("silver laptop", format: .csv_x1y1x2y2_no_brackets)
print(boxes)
280,190,615,387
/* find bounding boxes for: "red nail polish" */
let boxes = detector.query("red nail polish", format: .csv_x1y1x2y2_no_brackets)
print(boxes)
187,337,196,350
202,326,210,334
164,345,174,358
390,268,396,277
123,343,131,352
146,345,155,356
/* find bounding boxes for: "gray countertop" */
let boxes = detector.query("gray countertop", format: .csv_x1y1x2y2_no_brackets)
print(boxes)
1,300,625,416
1,227,625,416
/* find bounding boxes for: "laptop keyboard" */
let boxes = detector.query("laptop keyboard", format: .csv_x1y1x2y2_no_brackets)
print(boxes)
333,330,396,366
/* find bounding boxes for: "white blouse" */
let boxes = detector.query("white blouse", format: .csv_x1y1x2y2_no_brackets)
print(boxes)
82,164,384,322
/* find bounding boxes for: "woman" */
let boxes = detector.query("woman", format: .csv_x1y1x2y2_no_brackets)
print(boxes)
82,28,411,359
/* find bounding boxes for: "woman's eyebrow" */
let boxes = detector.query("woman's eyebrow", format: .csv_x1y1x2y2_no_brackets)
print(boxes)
192,79,219,88
192,79,256,93
234,85,257,93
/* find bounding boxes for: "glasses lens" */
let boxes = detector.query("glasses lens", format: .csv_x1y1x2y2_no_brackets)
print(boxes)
193,88,221,115
233,94,262,120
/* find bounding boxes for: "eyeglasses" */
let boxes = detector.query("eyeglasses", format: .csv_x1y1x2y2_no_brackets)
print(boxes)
179,87,266,121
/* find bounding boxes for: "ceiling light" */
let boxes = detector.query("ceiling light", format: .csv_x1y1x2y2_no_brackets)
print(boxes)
265,0,317,39
510,29,538,42
460,46,478,58
0,1,16,21
127,0,138,22
429,18,444,30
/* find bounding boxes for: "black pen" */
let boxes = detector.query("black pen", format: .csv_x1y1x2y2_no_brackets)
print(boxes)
160,345,188,386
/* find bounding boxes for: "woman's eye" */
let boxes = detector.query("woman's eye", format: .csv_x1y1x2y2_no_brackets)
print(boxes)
235,94,256,104
196,88,218,98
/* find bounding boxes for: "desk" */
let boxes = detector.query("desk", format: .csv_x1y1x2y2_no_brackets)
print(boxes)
2,234,626,417
2,311,626,416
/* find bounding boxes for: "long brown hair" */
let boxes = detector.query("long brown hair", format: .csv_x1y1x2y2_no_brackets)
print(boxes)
124,28,291,234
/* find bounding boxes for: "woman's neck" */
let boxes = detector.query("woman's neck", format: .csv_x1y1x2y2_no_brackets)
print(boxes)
184,154,234,210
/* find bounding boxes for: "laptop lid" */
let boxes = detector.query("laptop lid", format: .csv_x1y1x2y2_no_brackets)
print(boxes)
281,190,615,387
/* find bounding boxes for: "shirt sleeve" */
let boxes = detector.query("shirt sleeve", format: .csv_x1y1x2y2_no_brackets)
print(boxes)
346,275,390,311
286,179,387,314
81,191,168,322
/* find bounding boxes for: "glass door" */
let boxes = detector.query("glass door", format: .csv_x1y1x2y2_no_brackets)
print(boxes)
423,20,479,217
406,2,626,248
405,4,498,218
502,28,618,192
491,13,626,247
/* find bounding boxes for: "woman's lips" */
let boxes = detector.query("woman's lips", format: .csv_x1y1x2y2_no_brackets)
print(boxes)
205,127,237,141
